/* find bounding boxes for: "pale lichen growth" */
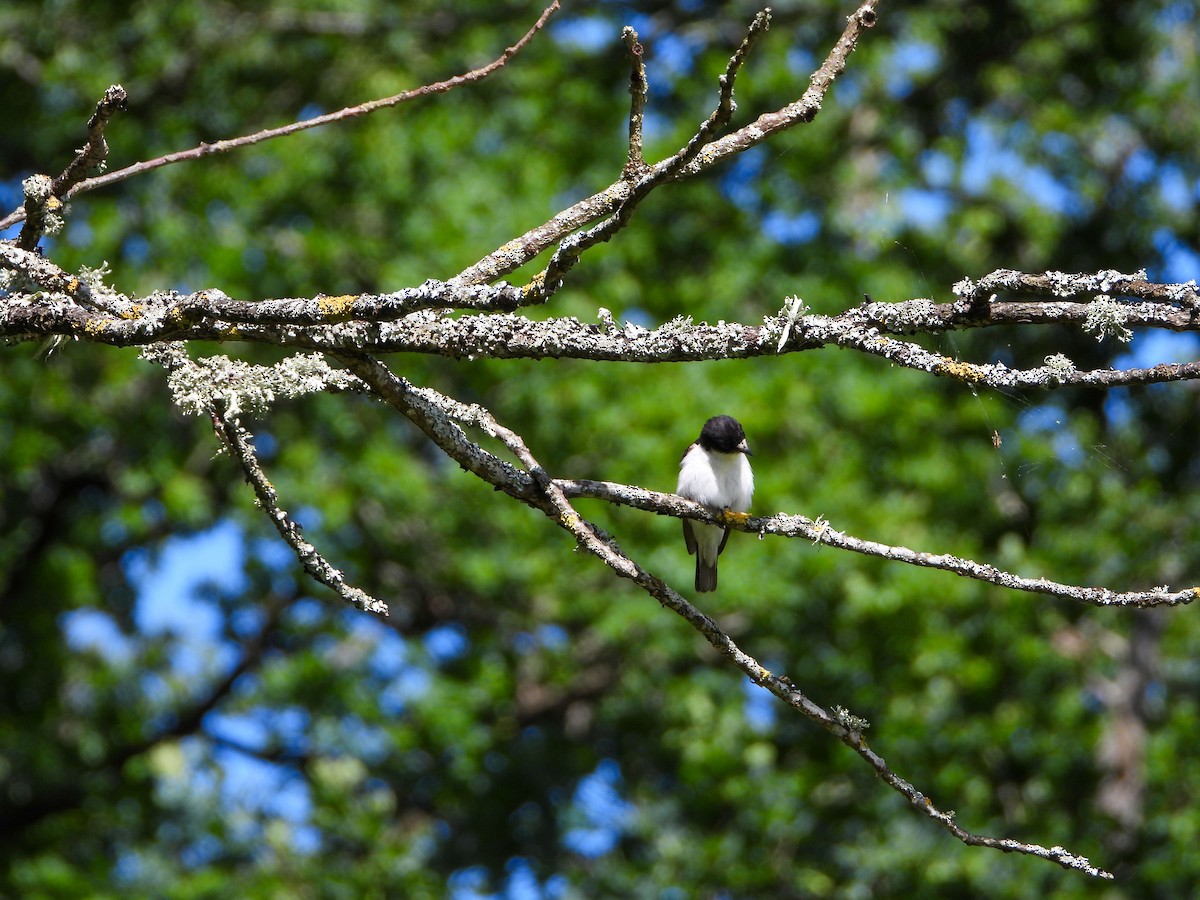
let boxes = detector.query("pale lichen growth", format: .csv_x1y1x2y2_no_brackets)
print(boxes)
22,174,52,204
833,705,870,733
142,348,362,417
951,276,976,299
772,294,809,350
1043,353,1077,382
1083,296,1133,343
22,174,64,236
868,298,938,331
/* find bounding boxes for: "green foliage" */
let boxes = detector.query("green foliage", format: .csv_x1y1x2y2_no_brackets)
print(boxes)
3,0,1199,896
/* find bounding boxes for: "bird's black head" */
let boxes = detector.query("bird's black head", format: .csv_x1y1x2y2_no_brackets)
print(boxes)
697,415,751,455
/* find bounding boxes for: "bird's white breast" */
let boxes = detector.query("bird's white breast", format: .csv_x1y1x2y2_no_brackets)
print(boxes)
677,445,754,511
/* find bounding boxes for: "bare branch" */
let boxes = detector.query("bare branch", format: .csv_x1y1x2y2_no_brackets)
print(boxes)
531,9,775,300
0,4,560,233
336,353,539,502
621,27,648,175
51,86,128,200
454,0,879,287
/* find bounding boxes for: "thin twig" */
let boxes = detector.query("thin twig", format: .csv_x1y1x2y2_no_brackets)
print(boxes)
0,3,561,233
953,268,1200,311
621,27,648,176
15,85,127,249
51,85,128,200
140,345,389,615
211,408,389,615
532,8,775,300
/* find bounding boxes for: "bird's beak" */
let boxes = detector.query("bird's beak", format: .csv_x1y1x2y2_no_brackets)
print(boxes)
739,440,752,456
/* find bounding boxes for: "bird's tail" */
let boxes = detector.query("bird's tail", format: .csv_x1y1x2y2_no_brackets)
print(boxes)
695,559,717,592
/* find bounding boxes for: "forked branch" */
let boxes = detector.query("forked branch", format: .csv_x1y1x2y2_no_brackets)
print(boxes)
335,356,1113,879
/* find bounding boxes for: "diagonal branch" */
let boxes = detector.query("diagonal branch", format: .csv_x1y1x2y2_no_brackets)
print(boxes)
0,3,561,233
50,86,128,200
15,85,128,250
209,409,389,616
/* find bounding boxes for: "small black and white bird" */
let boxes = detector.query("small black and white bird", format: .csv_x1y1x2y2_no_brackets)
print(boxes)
677,415,754,592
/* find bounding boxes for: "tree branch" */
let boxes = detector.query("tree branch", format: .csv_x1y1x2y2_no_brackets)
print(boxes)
328,361,1113,879
142,344,389,616
555,479,1197,609
621,27,648,176
11,274,1200,393
453,1,879,287
51,84,128,196
531,9,775,301
0,4,560,233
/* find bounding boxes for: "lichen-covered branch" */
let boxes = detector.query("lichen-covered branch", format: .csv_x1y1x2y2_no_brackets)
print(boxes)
953,268,1200,311
212,409,389,616
555,479,1197,609
316,363,1114,879
8,271,1200,390
141,344,388,616
621,27,648,175
49,86,127,201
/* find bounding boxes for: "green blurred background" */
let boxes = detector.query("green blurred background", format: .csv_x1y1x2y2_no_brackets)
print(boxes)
2,0,1199,896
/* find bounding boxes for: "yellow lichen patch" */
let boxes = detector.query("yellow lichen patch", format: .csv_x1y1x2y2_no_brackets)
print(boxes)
317,295,358,318
83,318,109,335
117,304,143,320
722,510,752,525
66,277,80,293
935,358,987,383
522,272,546,297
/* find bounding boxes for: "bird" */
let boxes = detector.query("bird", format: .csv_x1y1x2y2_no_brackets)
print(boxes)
676,415,754,592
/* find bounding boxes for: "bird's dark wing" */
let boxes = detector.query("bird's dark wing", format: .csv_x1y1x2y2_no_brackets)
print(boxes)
683,519,698,555
716,526,731,555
